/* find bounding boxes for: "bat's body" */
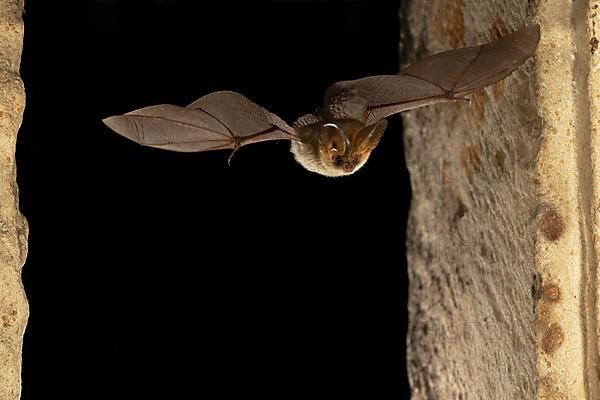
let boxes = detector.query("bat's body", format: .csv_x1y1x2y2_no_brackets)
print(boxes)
103,25,540,177
291,118,387,177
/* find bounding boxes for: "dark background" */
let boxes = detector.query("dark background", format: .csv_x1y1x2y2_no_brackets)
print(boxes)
18,0,409,398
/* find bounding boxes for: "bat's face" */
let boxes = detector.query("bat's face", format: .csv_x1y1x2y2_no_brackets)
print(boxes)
290,119,387,177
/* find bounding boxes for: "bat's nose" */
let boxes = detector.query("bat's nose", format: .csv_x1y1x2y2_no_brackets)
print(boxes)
342,160,356,173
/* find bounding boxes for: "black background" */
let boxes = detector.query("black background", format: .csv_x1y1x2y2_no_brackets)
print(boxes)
18,0,410,398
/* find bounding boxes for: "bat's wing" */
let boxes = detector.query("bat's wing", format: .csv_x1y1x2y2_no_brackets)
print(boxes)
323,24,540,125
103,91,299,155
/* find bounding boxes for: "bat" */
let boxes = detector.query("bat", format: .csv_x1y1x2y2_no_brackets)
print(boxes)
103,24,540,177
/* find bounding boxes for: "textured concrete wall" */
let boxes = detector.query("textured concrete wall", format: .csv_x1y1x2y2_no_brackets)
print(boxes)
0,0,28,399
402,0,599,398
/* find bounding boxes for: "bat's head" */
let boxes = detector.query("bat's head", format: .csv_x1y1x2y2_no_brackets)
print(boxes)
290,119,387,177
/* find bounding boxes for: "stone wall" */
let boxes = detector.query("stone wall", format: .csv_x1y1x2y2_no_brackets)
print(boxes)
0,1,28,399
401,0,599,398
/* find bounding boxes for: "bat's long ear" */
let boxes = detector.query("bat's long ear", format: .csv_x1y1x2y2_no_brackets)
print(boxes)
354,119,388,155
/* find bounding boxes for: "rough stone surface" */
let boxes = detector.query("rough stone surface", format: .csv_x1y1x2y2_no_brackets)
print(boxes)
0,1,28,400
402,0,599,398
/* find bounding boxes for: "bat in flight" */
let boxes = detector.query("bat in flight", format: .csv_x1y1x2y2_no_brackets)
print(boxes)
103,24,540,177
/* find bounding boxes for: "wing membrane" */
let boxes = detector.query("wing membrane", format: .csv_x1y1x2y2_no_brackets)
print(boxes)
103,91,298,153
323,24,540,125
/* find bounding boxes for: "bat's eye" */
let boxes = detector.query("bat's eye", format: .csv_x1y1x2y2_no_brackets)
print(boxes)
328,139,346,166
320,123,351,165
329,136,344,153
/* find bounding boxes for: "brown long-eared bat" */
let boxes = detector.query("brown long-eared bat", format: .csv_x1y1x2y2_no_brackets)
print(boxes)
103,24,540,177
